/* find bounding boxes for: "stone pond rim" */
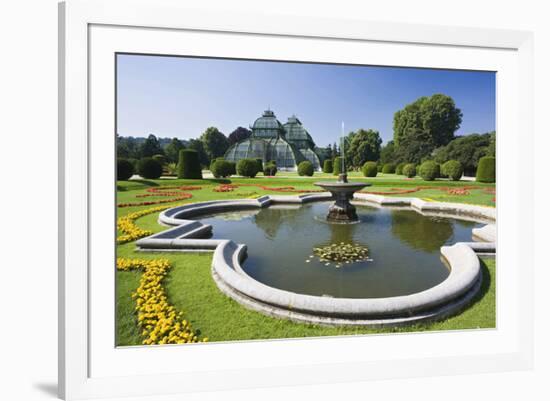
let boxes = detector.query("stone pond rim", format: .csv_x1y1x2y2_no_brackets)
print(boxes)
313,174,371,222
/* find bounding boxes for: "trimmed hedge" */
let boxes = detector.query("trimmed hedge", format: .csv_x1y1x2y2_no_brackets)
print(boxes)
297,161,314,176
137,157,163,179
476,156,495,183
396,162,406,175
382,163,396,174
263,161,277,176
402,163,417,178
419,160,440,181
323,159,333,173
117,159,134,181
177,149,202,179
237,158,259,178
442,160,464,181
362,161,378,177
333,157,343,175
211,159,234,178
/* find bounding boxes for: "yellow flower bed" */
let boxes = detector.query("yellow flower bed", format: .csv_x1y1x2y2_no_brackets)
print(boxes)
117,257,207,345
116,205,169,244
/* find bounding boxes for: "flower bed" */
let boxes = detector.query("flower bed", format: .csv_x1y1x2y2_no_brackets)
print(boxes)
117,205,171,244
117,257,207,345
118,186,201,207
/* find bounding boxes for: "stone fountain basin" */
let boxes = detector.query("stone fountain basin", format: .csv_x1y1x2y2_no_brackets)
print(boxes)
135,193,496,327
314,181,371,193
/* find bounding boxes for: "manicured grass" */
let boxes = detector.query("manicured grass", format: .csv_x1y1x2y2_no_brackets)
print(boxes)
116,251,495,345
116,174,496,346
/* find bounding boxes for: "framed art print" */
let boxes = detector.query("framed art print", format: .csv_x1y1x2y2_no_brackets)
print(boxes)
59,0,534,399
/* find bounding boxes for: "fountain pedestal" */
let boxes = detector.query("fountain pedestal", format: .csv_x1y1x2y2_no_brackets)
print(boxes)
314,174,371,222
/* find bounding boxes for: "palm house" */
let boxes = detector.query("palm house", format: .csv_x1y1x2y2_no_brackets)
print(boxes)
224,110,321,171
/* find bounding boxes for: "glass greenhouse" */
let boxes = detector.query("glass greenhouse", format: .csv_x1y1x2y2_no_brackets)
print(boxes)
224,110,321,171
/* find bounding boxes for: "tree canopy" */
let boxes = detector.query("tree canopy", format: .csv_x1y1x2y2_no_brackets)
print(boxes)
227,127,252,145
139,134,164,158
200,127,229,162
164,137,186,163
187,138,210,167
346,129,382,168
393,94,462,162
432,132,494,176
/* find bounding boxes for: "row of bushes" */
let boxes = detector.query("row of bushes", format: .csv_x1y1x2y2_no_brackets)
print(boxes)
352,156,495,182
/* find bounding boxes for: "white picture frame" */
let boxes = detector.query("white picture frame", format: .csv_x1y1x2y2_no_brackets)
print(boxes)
59,0,534,399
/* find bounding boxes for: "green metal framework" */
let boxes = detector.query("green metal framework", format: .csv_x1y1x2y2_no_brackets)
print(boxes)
224,109,320,170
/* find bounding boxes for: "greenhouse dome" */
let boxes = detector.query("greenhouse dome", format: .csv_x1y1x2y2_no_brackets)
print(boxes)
224,109,322,171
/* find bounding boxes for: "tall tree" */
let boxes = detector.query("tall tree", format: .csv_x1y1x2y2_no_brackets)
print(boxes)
188,138,209,167
164,137,185,163
432,132,494,176
227,127,252,145
393,94,462,161
379,140,396,165
346,129,382,168
139,134,164,158
200,127,229,161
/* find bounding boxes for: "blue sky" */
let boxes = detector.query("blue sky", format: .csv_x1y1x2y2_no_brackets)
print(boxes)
116,54,495,146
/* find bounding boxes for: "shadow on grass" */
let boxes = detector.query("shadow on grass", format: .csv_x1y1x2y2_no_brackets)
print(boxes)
463,258,492,310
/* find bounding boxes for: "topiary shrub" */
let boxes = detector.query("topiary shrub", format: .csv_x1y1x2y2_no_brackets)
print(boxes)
297,161,314,176
263,161,277,176
442,160,464,181
177,149,202,179
361,161,378,177
237,158,259,178
210,159,234,178
377,163,383,172
137,157,163,179
476,156,495,183
255,158,263,173
152,154,167,166
402,163,417,178
419,160,440,181
333,157,343,175
395,162,406,175
323,159,333,173
382,163,396,174
117,159,134,181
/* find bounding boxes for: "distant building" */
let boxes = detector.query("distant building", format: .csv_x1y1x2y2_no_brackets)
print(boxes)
224,110,321,171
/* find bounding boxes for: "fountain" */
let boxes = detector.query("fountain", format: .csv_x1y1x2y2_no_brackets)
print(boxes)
314,122,371,222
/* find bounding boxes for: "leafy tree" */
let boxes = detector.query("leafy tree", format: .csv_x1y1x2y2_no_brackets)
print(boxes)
393,94,462,161
393,128,437,165
164,137,185,163
116,134,140,159
346,129,382,169
200,127,229,162
432,132,494,176
379,140,396,165
139,134,164,158
228,127,252,145
187,138,209,167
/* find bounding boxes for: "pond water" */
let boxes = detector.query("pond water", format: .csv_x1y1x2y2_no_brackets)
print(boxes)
193,202,482,299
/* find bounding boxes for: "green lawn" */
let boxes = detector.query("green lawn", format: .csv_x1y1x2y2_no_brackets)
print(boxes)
116,174,496,346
